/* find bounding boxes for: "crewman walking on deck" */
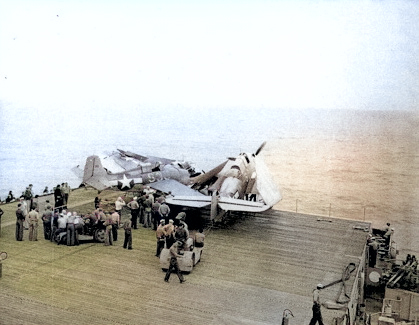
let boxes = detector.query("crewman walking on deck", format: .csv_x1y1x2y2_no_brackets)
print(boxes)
309,284,324,325
164,241,186,283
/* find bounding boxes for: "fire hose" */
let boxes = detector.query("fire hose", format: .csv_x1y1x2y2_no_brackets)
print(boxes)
322,262,356,304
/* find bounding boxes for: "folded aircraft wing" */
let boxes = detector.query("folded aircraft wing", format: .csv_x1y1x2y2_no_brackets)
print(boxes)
149,179,206,197
165,195,212,208
117,149,175,165
254,156,282,207
117,149,149,162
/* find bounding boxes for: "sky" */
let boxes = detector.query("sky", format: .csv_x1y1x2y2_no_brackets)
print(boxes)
0,0,418,113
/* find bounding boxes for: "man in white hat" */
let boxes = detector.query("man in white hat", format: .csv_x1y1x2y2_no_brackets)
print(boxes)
309,284,324,325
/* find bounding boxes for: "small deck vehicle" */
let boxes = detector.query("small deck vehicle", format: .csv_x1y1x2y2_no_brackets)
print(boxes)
53,218,106,244
160,238,203,273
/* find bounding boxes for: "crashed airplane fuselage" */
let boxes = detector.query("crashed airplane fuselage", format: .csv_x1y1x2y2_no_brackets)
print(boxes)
81,155,192,191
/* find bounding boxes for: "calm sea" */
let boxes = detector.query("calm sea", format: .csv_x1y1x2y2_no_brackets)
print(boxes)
0,108,418,253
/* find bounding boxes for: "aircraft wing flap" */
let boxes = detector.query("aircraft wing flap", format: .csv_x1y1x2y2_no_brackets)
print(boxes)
165,196,212,208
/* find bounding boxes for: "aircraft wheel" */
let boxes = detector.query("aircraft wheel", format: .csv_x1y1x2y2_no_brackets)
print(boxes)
94,229,105,243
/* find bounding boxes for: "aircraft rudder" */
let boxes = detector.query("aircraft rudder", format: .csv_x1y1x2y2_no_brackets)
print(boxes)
83,155,107,181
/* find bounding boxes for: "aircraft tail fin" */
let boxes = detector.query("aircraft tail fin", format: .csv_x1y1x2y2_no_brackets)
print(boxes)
82,155,111,190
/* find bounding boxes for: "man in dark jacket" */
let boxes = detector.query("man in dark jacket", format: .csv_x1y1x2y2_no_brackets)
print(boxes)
54,185,64,212
15,204,25,241
127,197,139,230
42,207,53,240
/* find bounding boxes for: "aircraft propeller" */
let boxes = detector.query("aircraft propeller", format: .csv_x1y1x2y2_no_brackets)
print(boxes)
255,141,267,156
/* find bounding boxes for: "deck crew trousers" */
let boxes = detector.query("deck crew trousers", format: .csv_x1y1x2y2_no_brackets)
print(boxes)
66,224,75,246
164,257,184,282
309,303,324,325
16,219,24,241
123,229,132,249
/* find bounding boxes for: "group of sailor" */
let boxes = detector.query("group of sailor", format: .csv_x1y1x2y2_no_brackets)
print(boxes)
4,182,71,210
121,187,174,231
13,185,205,284
15,200,83,245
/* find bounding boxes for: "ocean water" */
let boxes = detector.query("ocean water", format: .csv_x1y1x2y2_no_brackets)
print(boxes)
0,106,285,199
264,110,419,255
0,108,418,254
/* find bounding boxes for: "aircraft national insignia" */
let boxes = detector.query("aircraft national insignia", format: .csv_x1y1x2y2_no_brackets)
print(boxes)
117,174,135,190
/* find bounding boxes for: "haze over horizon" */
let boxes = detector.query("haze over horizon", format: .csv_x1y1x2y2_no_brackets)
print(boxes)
0,0,418,114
